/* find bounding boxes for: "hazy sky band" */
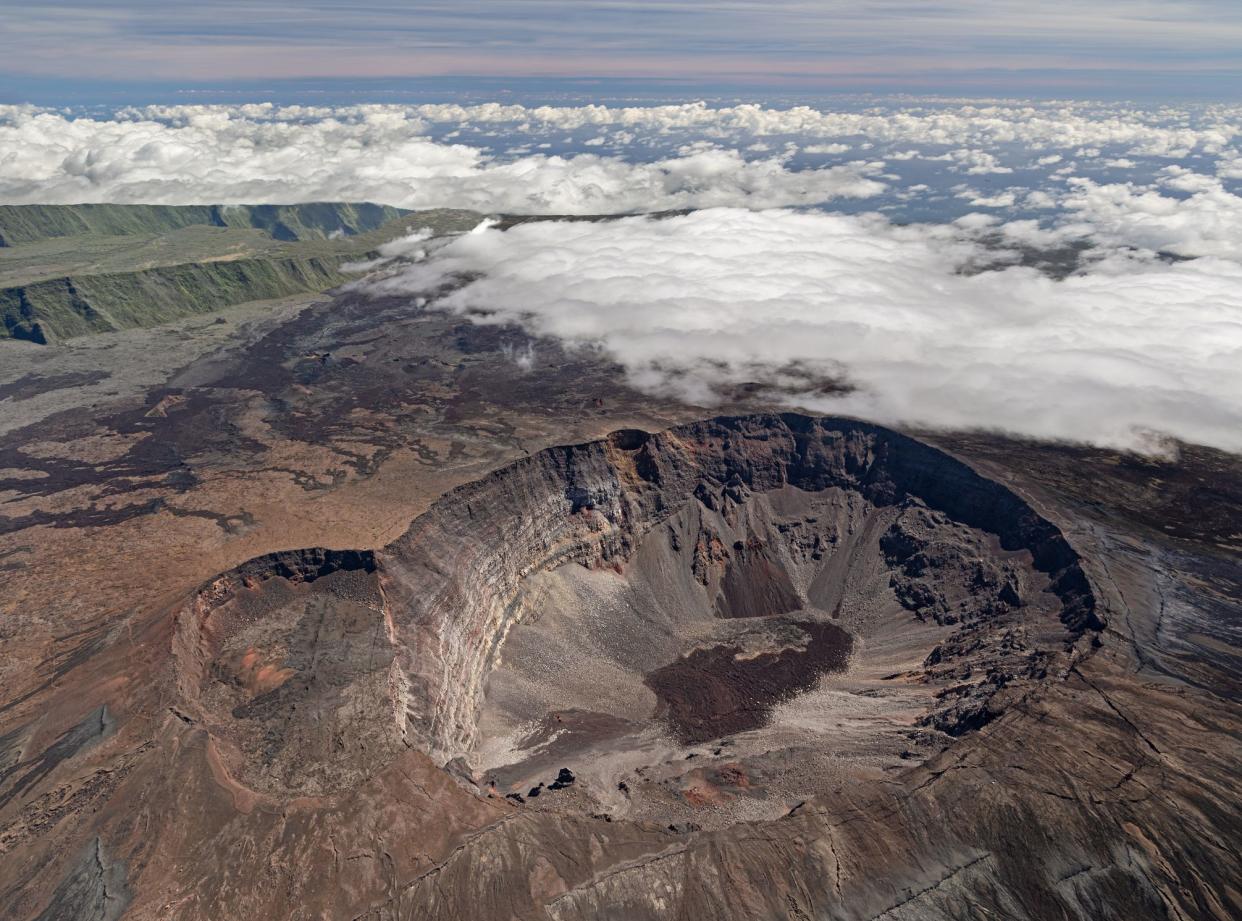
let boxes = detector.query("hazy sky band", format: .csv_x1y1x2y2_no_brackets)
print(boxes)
3,1,1241,97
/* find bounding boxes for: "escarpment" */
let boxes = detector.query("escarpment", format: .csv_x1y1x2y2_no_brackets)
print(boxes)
174,414,1099,821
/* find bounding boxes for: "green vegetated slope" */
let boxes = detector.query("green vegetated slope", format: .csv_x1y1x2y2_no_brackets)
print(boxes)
216,203,408,242
0,202,409,247
0,205,487,343
1,256,348,343
0,205,219,245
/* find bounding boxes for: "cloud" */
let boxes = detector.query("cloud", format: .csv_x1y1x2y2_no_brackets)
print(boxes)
1062,175,1242,257
368,209,1242,453
1023,190,1058,209
403,99,1240,159
0,107,884,213
340,227,436,272
3,100,1241,218
1216,151,1242,178
950,149,1013,174
957,188,1018,208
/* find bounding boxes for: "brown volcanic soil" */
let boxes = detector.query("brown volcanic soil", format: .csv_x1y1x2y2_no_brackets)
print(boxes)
0,271,1239,921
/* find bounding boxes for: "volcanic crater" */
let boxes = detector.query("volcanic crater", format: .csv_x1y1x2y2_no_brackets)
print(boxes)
174,414,1099,826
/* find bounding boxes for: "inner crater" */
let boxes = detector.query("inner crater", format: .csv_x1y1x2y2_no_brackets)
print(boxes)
468,461,1091,828
175,414,1099,829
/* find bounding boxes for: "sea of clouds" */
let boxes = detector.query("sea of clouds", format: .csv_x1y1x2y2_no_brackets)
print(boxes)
3,99,1241,451
0,103,890,212
4,99,1242,219
372,209,1242,453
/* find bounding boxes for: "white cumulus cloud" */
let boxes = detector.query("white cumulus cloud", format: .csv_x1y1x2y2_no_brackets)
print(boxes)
0,107,884,213
1063,175,1242,257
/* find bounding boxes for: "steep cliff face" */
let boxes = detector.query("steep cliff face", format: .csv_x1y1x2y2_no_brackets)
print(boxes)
1,255,350,342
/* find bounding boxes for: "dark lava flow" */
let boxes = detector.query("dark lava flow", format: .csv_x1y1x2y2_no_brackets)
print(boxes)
645,620,854,744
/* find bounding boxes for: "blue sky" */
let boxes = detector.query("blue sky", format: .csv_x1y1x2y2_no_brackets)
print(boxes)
3,1,1242,103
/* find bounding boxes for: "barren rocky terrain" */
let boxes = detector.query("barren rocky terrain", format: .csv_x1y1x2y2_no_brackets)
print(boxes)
0,208,1238,921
